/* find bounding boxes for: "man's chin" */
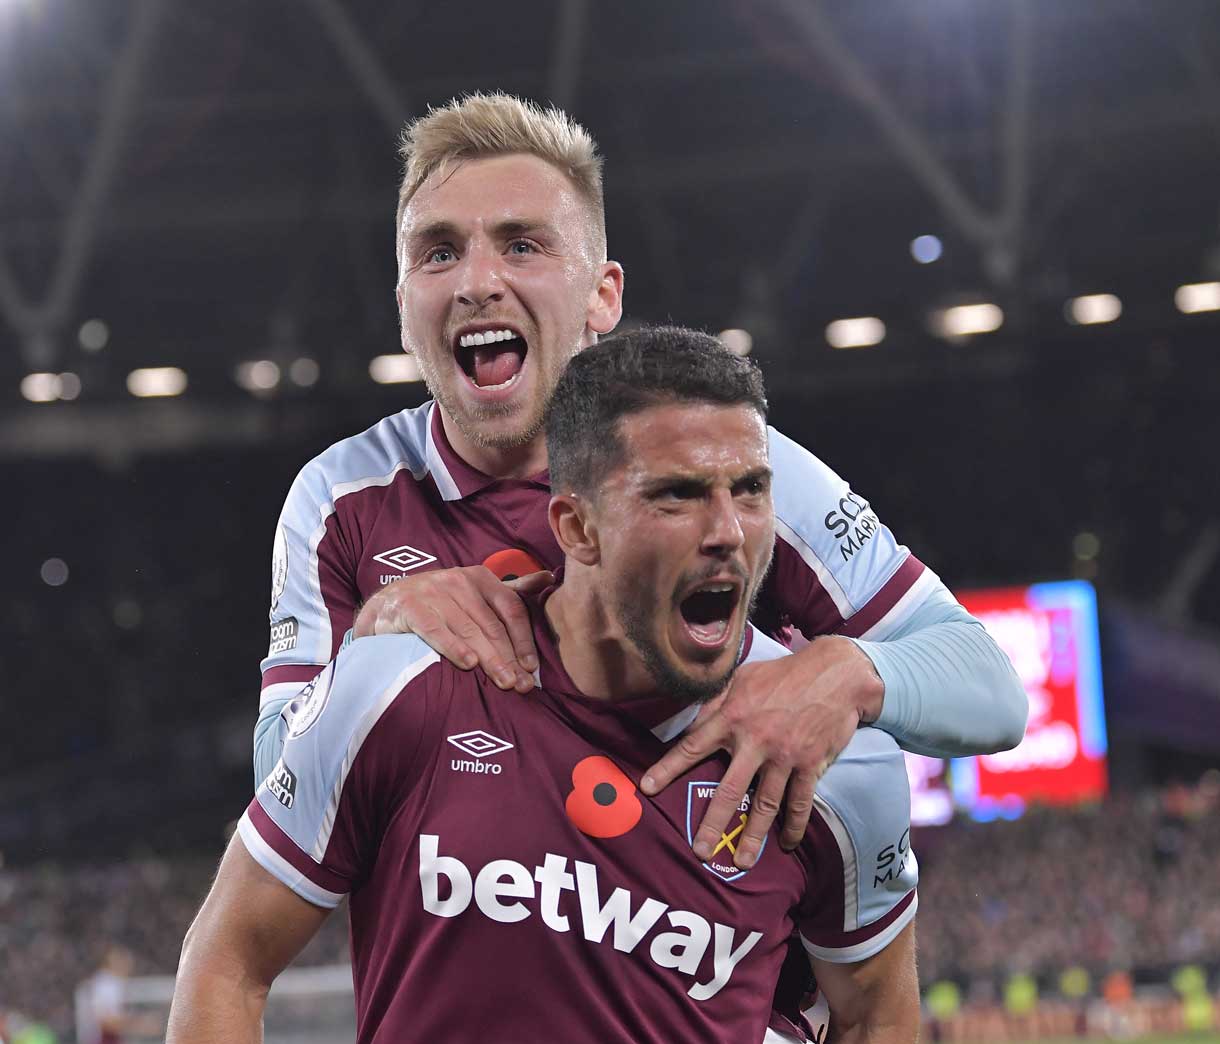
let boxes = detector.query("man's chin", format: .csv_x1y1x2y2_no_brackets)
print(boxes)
436,387,543,450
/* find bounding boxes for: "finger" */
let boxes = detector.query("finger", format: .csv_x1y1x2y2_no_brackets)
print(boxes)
691,751,764,862
640,713,733,796
401,608,478,670
503,569,555,595
734,765,789,869
452,582,533,690
779,767,820,852
483,579,543,678
442,597,522,690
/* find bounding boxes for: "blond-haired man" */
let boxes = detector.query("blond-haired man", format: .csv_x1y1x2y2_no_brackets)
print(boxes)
256,92,1025,870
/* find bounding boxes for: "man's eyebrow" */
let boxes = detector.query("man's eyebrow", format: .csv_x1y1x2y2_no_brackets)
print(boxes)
492,218,557,239
736,466,773,486
405,221,458,249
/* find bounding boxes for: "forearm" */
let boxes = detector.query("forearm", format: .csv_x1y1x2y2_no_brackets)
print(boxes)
831,1004,920,1044
167,956,268,1043
850,587,1027,757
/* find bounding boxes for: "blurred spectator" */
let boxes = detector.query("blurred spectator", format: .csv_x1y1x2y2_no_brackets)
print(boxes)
75,947,160,1044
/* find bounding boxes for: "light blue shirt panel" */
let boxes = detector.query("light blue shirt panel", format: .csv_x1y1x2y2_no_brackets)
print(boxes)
816,727,918,928
767,425,915,620
255,633,439,858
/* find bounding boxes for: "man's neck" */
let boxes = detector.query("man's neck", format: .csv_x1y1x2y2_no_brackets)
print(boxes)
544,581,656,702
440,408,548,480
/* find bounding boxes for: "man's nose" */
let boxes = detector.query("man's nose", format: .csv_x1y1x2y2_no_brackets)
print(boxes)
702,489,746,556
455,244,505,309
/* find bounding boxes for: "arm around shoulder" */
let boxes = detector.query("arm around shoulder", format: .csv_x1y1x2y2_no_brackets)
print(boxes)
852,580,1028,757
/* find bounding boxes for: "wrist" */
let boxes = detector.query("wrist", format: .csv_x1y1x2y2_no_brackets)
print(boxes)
835,636,885,724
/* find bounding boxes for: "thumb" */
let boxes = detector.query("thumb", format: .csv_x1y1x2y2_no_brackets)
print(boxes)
504,569,555,595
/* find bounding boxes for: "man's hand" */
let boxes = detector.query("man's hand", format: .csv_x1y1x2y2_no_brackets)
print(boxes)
640,636,884,868
353,566,554,693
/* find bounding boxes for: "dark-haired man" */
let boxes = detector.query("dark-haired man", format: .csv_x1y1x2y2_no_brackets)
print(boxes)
172,329,918,1043
257,92,1025,868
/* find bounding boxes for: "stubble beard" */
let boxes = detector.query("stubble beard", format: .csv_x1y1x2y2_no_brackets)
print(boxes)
409,333,573,452
613,572,750,707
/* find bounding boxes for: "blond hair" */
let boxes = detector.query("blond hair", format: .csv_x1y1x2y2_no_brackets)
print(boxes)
396,93,606,268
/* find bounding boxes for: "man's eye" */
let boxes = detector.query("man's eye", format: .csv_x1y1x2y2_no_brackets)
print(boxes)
426,247,455,264
508,240,535,256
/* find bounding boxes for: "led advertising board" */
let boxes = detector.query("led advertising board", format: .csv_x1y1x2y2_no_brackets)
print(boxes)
949,580,1108,818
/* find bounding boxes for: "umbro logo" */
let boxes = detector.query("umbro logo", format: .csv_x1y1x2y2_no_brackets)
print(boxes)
448,730,513,776
373,544,437,575
448,730,513,758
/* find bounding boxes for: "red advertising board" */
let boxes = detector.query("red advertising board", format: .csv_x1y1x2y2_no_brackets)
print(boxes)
951,581,1108,817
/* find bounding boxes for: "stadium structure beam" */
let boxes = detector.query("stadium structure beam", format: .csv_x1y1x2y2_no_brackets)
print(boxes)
549,0,590,110
0,0,166,356
990,0,1034,286
303,0,411,137
772,0,997,247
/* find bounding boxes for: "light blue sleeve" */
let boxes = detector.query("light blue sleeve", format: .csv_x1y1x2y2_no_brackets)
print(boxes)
254,628,357,785
849,583,1028,757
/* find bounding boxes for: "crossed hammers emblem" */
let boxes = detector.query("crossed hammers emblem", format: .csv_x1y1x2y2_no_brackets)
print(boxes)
711,812,749,858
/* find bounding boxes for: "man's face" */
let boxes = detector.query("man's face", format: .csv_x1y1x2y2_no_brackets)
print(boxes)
396,154,619,452
593,401,775,704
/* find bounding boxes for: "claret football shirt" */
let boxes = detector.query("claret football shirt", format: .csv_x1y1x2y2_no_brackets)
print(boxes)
241,601,918,1043
260,401,936,715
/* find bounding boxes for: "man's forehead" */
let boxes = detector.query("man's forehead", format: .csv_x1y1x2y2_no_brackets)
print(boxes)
402,153,582,231
617,402,768,476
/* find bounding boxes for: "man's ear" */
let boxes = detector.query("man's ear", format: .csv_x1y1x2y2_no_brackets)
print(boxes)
548,493,600,566
586,261,624,337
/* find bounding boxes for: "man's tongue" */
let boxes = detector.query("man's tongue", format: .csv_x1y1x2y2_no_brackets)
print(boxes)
471,342,526,388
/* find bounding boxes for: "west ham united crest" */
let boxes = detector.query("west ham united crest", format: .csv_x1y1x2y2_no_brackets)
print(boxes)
686,781,766,883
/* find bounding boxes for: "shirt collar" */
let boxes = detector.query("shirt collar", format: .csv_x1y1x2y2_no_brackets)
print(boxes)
425,400,550,502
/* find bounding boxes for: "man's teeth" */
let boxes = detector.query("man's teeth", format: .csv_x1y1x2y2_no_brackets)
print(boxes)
458,329,518,348
696,584,735,594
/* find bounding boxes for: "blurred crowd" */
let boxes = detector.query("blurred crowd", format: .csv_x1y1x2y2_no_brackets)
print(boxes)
917,777,1220,986
0,849,349,1039
3,781,1219,1038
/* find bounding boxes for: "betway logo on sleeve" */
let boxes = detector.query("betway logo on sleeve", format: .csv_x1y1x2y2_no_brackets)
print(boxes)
418,834,761,1001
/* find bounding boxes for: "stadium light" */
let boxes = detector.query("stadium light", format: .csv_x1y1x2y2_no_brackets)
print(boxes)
911,235,943,264
370,354,423,384
235,360,281,393
1174,281,1220,314
21,372,61,402
127,367,188,397
58,372,81,400
717,329,753,356
1066,293,1122,326
289,357,320,387
40,557,69,587
933,303,1004,339
826,317,886,349
78,319,110,352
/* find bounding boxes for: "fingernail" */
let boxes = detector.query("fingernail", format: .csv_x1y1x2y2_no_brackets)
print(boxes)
497,670,515,688
736,844,757,868
693,840,711,860
521,653,539,671
640,774,656,794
